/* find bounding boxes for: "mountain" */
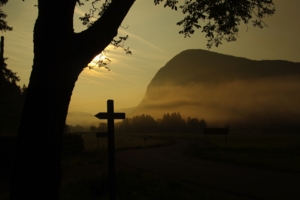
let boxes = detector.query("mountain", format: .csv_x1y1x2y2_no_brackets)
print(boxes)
131,49,300,129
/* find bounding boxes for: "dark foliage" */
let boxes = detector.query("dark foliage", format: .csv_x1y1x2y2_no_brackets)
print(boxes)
0,0,12,32
0,37,26,134
154,0,275,48
117,112,207,134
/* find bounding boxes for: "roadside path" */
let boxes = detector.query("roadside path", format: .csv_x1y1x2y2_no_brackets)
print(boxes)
116,139,300,200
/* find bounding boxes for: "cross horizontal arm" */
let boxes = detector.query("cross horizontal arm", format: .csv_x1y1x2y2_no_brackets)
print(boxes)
95,112,125,120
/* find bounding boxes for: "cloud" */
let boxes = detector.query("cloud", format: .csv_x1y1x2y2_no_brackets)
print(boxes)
118,29,167,54
108,70,140,85
78,76,105,85
74,6,167,55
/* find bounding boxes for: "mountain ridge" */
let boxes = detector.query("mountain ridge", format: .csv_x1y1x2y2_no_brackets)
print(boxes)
131,49,300,129
148,49,300,87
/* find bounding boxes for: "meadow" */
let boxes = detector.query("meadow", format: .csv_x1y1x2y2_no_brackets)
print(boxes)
1,131,299,199
80,132,175,151
61,131,300,199
59,132,256,200
183,132,300,172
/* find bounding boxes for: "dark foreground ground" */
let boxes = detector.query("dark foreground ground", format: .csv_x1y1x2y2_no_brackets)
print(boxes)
116,139,300,200
1,137,299,199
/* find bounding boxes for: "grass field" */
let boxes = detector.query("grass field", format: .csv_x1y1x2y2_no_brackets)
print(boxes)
1,132,299,199
184,133,300,172
67,132,300,199
80,132,175,151
63,132,290,200
58,133,255,200
80,132,300,173
60,163,254,200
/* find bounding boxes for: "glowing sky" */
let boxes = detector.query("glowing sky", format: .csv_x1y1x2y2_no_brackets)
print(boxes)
2,0,300,124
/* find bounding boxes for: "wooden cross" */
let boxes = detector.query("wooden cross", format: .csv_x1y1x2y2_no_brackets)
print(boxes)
95,99,125,200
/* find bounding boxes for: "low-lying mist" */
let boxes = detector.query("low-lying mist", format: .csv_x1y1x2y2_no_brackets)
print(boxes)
133,75,300,129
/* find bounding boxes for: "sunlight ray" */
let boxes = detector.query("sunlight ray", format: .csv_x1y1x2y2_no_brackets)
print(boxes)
82,68,113,80
108,71,140,85
119,29,167,53
78,76,105,85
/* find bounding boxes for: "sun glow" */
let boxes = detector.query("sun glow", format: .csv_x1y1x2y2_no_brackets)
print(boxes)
88,53,107,67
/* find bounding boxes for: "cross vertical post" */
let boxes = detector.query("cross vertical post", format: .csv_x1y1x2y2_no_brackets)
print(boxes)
95,100,125,200
107,100,116,200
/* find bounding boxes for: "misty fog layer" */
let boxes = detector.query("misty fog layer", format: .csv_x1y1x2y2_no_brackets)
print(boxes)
133,75,300,128
132,50,300,129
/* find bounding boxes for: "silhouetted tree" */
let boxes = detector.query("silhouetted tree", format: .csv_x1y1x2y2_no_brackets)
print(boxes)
120,113,207,134
200,119,207,129
10,1,275,199
98,122,107,132
160,112,186,133
90,125,97,132
186,117,207,133
118,118,131,133
130,114,158,133
0,36,25,134
0,0,12,32
75,124,85,132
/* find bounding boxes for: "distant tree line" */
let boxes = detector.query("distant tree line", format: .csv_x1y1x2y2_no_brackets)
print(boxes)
0,70,27,134
66,112,207,134
64,113,209,135
0,37,27,134
117,112,207,134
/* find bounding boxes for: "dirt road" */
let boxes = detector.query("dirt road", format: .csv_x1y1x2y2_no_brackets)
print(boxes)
116,139,300,200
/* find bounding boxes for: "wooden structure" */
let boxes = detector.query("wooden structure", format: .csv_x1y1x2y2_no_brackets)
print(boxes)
95,100,125,200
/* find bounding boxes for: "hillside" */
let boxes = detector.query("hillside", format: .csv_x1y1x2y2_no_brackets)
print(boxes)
131,49,300,129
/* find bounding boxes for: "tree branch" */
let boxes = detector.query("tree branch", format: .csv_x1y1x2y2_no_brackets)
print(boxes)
74,0,136,65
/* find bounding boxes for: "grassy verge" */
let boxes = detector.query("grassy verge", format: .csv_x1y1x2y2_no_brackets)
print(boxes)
59,134,254,200
185,134,300,172
80,133,175,151
59,151,254,200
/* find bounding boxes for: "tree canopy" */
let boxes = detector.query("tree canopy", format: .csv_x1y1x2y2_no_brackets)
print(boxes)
80,0,275,48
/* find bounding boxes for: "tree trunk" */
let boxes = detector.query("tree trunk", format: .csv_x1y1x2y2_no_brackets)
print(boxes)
9,0,135,199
